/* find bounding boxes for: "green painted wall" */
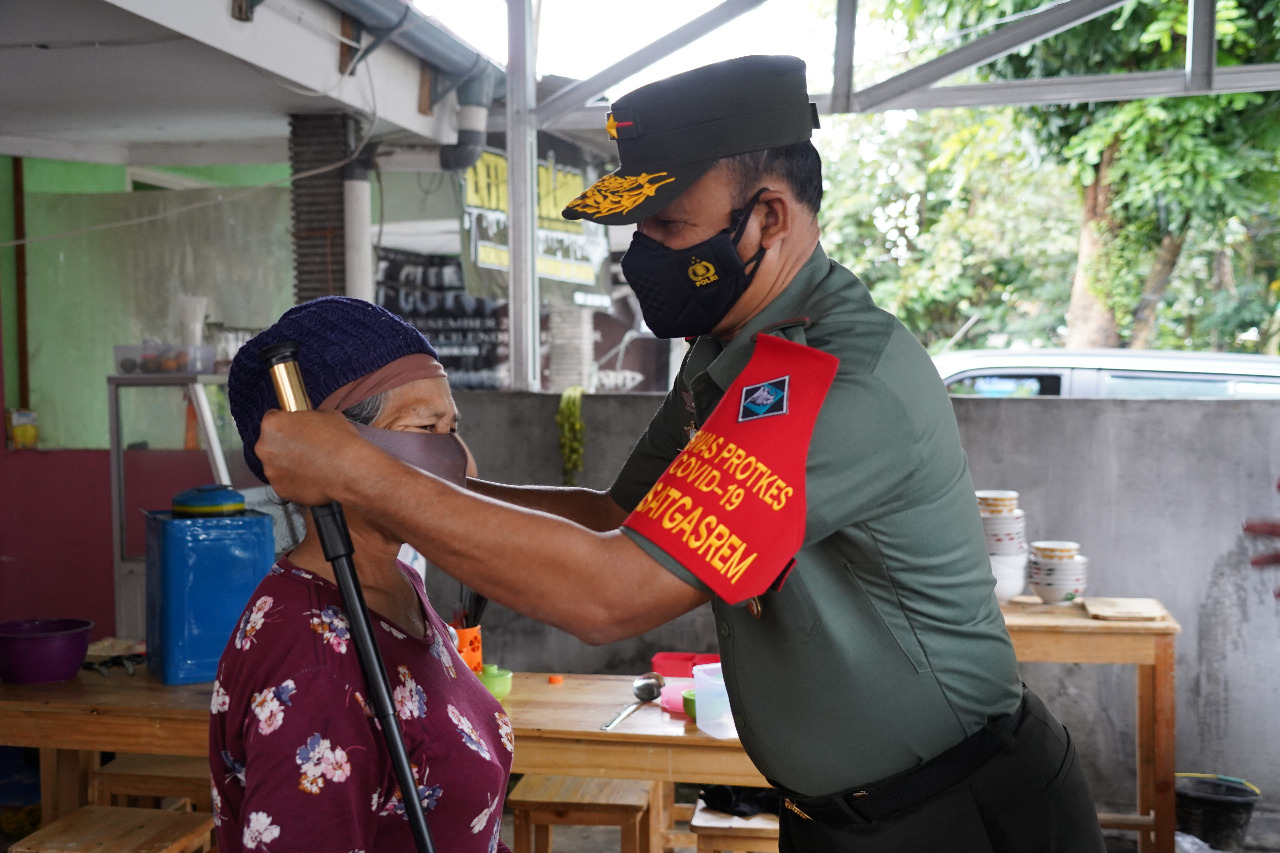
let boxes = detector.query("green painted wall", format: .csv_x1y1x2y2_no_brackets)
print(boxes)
157,165,290,187
1,158,15,411
2,159,129,413
24,159,129,194
9,157,293,449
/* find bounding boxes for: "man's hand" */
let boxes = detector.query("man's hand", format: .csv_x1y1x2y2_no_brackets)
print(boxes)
257,409,364,506
1244,519,1280,567
1243,477,1280,582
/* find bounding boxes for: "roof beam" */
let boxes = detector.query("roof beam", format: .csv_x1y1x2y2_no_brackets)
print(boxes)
1186,0,1216,92
844,63,1280,111
830,0,857,114
534,0,766,128
849,0,1132,112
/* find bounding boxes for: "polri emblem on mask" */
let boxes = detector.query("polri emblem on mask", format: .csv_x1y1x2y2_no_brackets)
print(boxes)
688,258,719,288
622,188,770,339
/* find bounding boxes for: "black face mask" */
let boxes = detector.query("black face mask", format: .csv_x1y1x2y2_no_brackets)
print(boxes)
621,188,769,339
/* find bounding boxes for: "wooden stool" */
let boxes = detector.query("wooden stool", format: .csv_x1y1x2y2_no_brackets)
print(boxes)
11,805,214,853
655,781,696,852
506,773,657,853
690,799,780,853
89,754,213,811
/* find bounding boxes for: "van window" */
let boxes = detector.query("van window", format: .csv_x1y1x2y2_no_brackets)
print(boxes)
1099,374,1280,398
1232,381,1280,399
1099,374,1232,398
946,374,1062,397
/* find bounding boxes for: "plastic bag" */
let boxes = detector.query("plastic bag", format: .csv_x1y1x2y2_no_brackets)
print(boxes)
1175,831,1225,853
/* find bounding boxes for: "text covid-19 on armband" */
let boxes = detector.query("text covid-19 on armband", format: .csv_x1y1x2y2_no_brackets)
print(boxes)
623,335,837,604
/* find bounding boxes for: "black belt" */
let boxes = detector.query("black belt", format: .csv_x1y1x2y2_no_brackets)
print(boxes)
778,695,1025,827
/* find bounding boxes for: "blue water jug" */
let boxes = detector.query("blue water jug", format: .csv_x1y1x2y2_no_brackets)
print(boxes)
145,485,274,684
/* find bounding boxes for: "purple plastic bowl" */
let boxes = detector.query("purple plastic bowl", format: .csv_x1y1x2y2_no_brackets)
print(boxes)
0,618,94,684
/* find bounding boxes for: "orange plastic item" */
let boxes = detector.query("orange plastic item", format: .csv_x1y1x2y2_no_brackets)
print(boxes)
547,674,564,685
454,625,483,673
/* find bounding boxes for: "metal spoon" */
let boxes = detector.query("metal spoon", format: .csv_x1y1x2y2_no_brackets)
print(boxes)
601,672,666,730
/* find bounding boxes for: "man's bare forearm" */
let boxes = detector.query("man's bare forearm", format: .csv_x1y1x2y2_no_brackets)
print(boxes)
465,479,629,532
334,446,704,642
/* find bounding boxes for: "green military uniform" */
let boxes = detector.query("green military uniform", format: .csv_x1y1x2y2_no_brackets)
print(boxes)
569,53,1103,853
612,245,1023,796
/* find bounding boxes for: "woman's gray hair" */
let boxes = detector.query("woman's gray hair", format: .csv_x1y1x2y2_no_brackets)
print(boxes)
341,390,388,426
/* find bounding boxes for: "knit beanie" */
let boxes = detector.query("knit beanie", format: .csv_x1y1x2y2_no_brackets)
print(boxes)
229,296,438,483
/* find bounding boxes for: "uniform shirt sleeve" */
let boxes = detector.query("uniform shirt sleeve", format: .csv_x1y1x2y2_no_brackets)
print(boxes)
802,322,959,545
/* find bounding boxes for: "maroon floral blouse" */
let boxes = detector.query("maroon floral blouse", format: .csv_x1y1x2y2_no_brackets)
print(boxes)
209,557,513,852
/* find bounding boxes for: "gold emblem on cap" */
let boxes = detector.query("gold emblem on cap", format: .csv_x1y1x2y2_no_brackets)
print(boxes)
687,258,719,287
566,172,676,218
606,113,618,139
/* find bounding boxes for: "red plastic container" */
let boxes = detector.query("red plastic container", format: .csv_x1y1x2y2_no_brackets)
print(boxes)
0,618,94,684
651,651,720,678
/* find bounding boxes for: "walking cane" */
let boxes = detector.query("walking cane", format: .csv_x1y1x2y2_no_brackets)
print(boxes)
260,340,436,853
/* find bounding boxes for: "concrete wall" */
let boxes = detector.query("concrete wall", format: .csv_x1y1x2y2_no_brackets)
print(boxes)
438,390,1280,845
955,397,1280,846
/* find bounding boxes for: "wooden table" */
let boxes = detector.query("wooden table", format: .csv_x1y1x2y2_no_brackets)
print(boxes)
1002,597,1180,853
0,670,763,822
0,598,1178,852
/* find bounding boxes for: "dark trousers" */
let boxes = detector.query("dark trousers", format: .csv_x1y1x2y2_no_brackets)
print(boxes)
779,689,1106,853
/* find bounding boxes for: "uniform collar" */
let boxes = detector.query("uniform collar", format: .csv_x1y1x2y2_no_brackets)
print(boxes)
685,243,831,392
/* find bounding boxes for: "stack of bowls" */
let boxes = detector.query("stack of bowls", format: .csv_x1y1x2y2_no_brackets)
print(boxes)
977,490,1027,602
1028,540,1088,604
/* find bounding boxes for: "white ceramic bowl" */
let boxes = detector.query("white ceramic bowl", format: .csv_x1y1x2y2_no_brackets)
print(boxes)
993,572,1026,602
1027,570,1087,583
1030,540,1080,560
987,532,1027,554
1028,556,1088,579
989,552,1027,603
1031,582,1084,605
980,508,1025,529
976,490,1019,515
989,551,1027,571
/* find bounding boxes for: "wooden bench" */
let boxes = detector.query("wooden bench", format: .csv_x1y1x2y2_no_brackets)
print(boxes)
88,753,213,811
506,774,658,853
689,798,780,853
11,804,214,853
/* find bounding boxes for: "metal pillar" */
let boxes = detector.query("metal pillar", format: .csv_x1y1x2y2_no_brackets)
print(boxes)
343,155,374,302
506,0,540,390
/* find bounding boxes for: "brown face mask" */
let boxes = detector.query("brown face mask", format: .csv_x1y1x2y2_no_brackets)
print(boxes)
351,423,468,488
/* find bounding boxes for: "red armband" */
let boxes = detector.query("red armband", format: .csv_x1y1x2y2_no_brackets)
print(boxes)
623,335,838,604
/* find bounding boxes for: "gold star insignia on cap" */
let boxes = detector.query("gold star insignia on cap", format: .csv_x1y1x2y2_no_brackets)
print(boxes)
606,112,636,140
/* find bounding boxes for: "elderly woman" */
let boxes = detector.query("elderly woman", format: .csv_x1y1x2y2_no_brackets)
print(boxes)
210,296,512,853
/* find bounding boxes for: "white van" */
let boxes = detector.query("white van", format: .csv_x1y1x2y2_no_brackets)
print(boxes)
932,348,1280,399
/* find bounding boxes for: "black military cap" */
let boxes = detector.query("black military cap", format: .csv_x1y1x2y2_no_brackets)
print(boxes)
562,55,819,226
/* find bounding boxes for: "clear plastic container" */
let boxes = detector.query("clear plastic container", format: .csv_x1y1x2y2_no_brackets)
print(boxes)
693,662,737,739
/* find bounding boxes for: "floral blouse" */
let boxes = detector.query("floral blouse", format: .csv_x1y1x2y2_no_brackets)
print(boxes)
209,558,513,853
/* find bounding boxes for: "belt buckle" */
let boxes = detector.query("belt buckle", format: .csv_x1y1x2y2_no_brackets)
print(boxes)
782,798,813,821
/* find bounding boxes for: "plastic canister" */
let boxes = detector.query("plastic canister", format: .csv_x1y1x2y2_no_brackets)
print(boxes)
693,662,738,739
145,485,274,684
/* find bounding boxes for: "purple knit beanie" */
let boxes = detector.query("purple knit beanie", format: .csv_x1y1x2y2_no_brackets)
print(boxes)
229,296,438,483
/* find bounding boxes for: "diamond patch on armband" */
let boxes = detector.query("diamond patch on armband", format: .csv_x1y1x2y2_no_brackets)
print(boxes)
739,376,789,421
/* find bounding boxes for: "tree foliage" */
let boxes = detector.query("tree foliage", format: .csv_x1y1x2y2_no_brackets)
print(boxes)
873,0,1280,351
818,107,1080,351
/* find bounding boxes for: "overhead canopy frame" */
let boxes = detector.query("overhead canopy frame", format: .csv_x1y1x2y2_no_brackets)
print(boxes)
502,0,1280,390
